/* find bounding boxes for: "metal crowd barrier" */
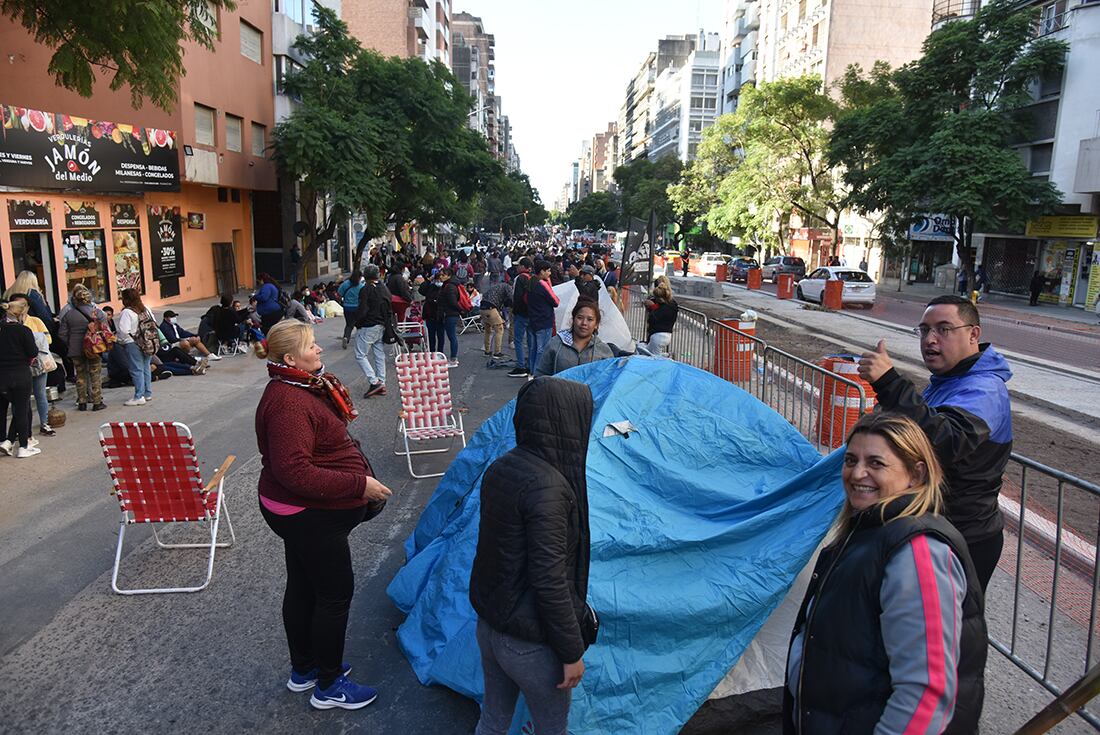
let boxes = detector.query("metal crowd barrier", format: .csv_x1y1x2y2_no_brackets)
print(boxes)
621,284,1100,729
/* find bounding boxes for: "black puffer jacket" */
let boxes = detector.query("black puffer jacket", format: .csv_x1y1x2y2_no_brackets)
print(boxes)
469,377,593,665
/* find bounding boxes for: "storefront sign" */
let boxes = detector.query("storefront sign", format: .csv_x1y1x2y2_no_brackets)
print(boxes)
148,205,185,280
909,214,956,242
63,200,99,228
1085,249,1100,312
1025,216,1099,239
0,104,180,192
187,211,205,230
6,198,51,229
110,202,140,228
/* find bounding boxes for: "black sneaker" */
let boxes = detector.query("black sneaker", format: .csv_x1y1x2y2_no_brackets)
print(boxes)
364,383,385,398
507,368,528,378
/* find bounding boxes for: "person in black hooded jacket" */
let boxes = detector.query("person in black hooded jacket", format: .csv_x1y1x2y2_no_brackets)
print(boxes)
469,377,593,735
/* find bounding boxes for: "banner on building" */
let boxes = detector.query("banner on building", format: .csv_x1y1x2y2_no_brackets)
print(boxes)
110,203,140,228
0,104,180,192
909,214,956,242
621,215,654,287
1025,216,1099,239
6,198,51,230
63,200,99,228
148,205,184,280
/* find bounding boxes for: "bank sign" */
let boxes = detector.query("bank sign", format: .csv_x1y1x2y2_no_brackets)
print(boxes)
0,104,180,193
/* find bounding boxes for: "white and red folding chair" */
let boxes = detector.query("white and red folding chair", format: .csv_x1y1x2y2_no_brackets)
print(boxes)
394,352,467,478
99,422,236,595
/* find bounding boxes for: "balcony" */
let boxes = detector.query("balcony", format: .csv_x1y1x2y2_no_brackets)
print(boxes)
744,2,760,31
931,0,979,29
409,6,429,39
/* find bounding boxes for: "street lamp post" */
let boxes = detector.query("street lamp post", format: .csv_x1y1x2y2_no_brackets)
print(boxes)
499,210,527,235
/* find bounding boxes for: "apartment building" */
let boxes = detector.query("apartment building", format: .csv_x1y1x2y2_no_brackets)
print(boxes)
616,35,699,167
452,12,500,158
968,0,1100,308
0,0,276,308
649,33,721,163
343,0,451,65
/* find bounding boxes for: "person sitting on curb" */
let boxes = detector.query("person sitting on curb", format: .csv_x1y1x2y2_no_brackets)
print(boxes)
533,299,614,377
161,310,220,361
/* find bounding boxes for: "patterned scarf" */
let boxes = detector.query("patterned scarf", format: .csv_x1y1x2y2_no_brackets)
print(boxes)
267,361,359,422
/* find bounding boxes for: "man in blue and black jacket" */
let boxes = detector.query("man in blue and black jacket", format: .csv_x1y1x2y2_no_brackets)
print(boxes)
858,295,1012,591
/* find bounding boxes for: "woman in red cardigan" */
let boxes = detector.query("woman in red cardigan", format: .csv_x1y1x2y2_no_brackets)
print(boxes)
254,320,392,711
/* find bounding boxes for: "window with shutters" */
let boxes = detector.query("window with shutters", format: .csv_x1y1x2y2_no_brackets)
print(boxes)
240,21,262,63
194,104,215,146
226,115,242,152
251,122,266,156
196,1,218,34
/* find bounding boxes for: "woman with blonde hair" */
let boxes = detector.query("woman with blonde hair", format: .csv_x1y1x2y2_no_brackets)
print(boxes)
253,319,392,711
4,270,54,325
784,412,986,735
0,295,39,457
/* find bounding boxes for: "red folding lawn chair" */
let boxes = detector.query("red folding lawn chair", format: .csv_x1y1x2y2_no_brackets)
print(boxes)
393,351,467,478
99,422,236,595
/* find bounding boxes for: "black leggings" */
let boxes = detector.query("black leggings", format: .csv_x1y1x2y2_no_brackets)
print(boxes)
260,311,283,335
968,531,1005,593
0,375,32,449
343,310,357,342
260,502,371,688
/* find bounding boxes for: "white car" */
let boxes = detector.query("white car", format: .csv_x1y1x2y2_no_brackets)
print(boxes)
796,267,876,307
696,252,731,277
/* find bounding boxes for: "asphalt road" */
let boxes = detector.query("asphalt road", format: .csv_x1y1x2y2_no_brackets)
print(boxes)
729,278,1100,372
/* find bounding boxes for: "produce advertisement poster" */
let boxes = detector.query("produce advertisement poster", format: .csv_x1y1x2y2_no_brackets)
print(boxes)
0,104,180,192
113,230,144,293
148,205,184,281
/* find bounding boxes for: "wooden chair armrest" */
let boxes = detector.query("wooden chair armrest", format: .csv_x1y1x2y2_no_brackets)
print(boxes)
203,454,237,494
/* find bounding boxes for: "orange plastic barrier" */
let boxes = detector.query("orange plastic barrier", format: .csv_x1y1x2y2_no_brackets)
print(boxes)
822,279,843,310
715,263,728,283
713,318,757,383
747,268,762,290
776,274,794,299
815,356,876,449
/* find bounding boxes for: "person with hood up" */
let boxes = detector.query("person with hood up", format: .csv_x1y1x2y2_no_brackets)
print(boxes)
58,283,109,411
533,299,613,377
858,294,1012,592
469,377,596,735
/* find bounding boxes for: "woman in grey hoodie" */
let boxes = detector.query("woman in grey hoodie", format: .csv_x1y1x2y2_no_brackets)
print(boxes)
533,299,614,377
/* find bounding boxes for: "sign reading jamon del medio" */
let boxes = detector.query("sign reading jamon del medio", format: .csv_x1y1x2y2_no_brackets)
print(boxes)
0,104,180,193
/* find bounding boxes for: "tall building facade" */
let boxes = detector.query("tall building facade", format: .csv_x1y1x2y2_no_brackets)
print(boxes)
966,0,1100,308
719,0,760,114
343,0,451,65
0,1,277,308
451,12,500,159
616,35,699,167
649,33,721,163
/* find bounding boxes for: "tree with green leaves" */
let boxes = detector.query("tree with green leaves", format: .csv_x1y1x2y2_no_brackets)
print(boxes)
673,76,846,258
476,170,548,236
2,0,236,110
271,6,392,287
615,156,705,248
830,0,1067,283
565,191,620,231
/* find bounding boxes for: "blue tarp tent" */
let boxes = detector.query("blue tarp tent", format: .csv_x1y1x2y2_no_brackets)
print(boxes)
387,356,845,734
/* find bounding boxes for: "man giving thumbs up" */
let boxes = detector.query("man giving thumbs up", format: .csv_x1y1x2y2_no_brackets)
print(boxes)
858,295,1012,592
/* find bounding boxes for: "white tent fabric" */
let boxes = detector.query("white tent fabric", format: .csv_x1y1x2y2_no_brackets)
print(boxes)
551,278,634,351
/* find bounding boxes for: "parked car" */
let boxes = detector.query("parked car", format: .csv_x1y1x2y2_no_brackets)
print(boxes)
697,252,732,277
796,267,876,307
727,257,760,282
760,255,806,282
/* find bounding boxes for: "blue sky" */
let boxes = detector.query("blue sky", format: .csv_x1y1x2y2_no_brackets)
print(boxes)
456,0,724,207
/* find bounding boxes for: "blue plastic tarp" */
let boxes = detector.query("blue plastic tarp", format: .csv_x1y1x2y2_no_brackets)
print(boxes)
387,356,845,734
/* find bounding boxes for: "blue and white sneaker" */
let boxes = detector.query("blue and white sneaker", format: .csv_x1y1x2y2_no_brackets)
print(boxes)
286,662,352,692
309,674,378,710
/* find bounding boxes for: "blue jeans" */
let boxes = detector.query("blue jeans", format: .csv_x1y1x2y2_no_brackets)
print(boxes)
426,319,445,353
512,313,533,370
443,315,459,359
32,373,49,427
529,327,552,374
474,619,571,735
354,324,386,386
122,342,153,399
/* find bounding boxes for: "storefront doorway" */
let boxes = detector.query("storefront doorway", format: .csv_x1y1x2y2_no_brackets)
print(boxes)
1074,242,1095,308
61,229,109,303
10,230,59,311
